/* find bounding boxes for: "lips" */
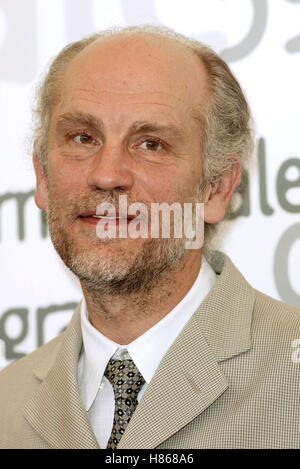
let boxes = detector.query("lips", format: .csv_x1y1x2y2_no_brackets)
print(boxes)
79,210,136,219
78,210,137,226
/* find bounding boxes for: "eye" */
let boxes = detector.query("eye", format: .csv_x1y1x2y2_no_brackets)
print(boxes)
73,133,97,145
139,139,163,151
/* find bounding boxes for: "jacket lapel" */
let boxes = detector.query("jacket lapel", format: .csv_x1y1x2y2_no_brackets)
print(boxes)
23,304,99,449
118,314,229,449
118,251,255,449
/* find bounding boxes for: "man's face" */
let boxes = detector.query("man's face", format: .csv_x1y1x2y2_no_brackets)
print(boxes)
35,34,209,294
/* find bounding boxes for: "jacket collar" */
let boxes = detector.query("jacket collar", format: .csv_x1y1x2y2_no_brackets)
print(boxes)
197,250,254,362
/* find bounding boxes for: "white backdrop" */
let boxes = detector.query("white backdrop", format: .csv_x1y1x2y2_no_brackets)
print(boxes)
0,0,299,370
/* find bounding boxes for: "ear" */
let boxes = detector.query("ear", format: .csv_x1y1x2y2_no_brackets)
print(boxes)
204,156,241,224
33,154,48,210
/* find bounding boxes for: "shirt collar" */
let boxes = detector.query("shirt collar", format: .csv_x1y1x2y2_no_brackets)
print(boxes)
79,255,216,410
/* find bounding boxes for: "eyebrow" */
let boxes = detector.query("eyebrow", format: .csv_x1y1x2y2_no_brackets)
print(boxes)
55,112,187,141
55,112,104,135
128,121,187,141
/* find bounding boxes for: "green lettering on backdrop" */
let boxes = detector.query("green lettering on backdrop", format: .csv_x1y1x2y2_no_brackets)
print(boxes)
277,158,300,213
0,308,28,359
274,222,300,306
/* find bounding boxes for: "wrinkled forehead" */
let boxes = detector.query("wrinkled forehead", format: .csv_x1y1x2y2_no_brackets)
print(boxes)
59,33,209,110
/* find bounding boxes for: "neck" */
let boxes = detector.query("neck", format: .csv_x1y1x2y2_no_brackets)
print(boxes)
81,250,202,344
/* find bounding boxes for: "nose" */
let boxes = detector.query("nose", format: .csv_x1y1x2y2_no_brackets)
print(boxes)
87,143,134,192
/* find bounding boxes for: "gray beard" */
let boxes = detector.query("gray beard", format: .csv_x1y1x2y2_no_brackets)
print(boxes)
47,209,187,295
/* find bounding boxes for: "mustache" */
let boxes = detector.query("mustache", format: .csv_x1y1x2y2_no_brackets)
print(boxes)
46,184,204,221
47,189,147,217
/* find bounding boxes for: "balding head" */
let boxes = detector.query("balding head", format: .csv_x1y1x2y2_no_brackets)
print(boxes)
63,30,208,95
50,32,207,146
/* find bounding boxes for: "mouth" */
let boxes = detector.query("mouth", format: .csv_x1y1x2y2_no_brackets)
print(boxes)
78,211,138,226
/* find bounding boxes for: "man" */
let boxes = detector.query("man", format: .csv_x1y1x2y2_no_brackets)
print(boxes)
0,25,299,449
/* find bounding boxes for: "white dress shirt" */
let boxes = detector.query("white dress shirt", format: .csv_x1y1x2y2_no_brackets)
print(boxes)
77,256,217,448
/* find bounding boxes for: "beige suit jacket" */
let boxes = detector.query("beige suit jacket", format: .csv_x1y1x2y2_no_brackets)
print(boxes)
1,251,300,449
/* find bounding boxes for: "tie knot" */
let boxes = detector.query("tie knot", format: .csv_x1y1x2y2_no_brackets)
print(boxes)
104,358,145,399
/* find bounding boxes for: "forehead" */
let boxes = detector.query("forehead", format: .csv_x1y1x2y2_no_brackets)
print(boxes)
57,33,208,115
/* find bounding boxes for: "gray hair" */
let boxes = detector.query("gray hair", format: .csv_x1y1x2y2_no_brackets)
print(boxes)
32,25,254,254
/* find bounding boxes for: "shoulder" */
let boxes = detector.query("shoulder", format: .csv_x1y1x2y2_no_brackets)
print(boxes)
0,335,65,449
213,250,300,332
247,289,300,379
210,251,300,359
0,333,64,401
253,288,300,334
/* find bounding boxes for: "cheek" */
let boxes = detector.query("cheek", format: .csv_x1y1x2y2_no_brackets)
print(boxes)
48,161,88,199
139,171,175,203
143,168,198,203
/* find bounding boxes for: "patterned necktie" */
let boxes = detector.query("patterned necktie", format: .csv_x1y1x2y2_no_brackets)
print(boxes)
104,358,145,449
